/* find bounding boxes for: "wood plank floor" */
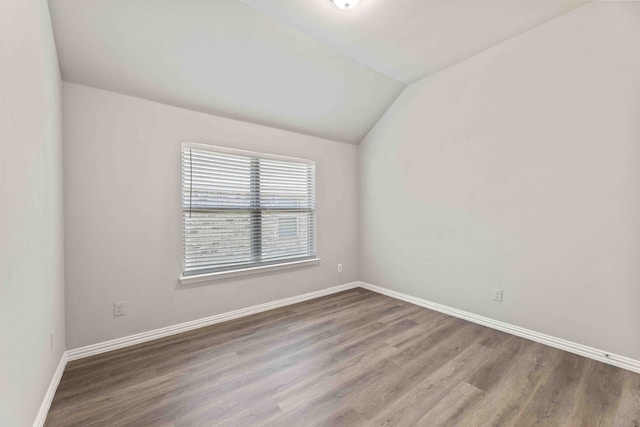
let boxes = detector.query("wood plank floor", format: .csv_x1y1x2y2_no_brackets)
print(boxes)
46,289,640,426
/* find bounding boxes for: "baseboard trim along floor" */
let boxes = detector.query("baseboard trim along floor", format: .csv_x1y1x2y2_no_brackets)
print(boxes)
33,352,67,427
65,281,361,361
37,279,640,425
357,281,640,374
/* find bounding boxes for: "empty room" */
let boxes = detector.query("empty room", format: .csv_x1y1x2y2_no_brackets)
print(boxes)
2,0,640,425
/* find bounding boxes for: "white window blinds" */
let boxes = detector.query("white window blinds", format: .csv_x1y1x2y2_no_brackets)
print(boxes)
182,143,316,276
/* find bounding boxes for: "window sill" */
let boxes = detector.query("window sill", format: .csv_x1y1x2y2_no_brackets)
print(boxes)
179,258,321,285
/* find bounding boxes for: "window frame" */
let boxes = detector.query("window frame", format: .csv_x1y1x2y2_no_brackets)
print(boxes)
179,142,319,284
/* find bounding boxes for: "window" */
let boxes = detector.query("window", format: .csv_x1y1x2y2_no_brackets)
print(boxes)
181,143,316,278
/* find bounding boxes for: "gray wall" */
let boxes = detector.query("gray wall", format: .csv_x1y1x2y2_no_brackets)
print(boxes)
63,83,359,349
0,0,66,425
359,2,640,360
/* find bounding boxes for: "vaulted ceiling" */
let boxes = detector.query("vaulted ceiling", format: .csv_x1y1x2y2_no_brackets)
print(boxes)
48,0,584,143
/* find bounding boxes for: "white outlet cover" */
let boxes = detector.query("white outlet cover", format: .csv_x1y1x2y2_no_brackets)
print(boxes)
114,301,126,316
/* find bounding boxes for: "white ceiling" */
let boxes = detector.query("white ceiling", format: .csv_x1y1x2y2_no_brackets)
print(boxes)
241,0,585,84
48,0,584,144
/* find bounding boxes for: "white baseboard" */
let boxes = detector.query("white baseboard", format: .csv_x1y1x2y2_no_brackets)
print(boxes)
33,352,67,427
358,281,640,374
66,282,360,361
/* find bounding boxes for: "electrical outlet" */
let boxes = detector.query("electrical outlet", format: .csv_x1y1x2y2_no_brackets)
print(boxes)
114,301,127,317
337,264,343,273
493,288,503,302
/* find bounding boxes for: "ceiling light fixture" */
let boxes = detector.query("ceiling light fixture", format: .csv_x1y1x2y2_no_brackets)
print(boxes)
332,0,360,10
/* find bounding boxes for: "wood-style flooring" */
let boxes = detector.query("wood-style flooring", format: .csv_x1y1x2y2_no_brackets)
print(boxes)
45,289,640,426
